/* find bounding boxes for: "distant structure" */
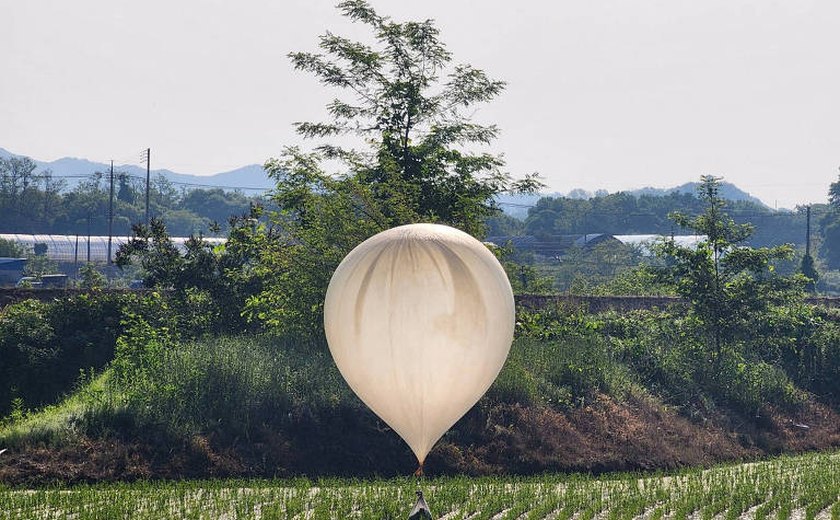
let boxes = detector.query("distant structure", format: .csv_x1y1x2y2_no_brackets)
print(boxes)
612,234,706,255
486,233,706,259
0,234,225,265
0,257,26,286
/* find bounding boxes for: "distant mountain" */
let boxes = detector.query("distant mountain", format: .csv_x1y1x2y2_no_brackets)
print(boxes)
629,182,767,207
0,147,273,192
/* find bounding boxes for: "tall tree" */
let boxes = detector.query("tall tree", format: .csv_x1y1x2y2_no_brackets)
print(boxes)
0,157,43,231
117,173,137,204
820,174,840,269
249,1,541,333
0,238,24,258
658,176,804,368
828,174,840,209
800,252,819,292
278,0,540,235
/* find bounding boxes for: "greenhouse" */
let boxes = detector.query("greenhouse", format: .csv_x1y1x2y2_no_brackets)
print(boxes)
0,234,225,264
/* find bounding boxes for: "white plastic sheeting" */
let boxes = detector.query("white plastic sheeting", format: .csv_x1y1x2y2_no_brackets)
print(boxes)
0,234,225,264
324,223,515,466
612,234,706,256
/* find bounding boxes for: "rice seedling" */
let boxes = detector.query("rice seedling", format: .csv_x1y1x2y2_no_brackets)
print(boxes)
0,450,837,519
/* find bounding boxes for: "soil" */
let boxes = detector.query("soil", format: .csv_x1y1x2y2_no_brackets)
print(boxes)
1,393,838,486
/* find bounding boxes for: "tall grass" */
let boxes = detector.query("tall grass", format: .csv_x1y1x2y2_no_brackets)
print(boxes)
0,371,125,448
95,318,362,442
488,335,635,408
1,310,640,446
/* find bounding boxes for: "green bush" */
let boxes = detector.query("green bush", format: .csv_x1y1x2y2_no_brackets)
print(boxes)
746,304,840,403
795,314,840,401
0,300,58,414
606,311,706,409
521,306,819,417
714,359,802,414
488,334,632,409
0,292,176,416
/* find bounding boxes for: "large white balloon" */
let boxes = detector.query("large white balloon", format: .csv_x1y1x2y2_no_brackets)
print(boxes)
324,223,515,466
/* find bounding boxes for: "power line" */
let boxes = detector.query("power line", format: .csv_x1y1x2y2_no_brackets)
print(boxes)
48,172,271,192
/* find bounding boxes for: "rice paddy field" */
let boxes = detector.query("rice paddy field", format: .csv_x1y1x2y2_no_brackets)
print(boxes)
1,451,838,520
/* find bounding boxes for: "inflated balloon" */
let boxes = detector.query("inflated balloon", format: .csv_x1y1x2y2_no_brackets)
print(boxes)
324,223,515,469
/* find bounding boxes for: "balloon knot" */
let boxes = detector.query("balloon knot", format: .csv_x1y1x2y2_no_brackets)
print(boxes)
414,463,424,477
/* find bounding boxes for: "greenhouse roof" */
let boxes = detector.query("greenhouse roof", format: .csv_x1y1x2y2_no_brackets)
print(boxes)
0,234,225,264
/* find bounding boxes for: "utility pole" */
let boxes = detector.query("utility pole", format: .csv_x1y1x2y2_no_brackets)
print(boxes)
42,173,50,225
107,160,115,264
145,148,151,224
805,205,812,257
86,214,92,263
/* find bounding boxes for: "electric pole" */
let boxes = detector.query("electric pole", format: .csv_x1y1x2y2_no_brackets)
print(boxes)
805,205,812,257
86,214,92,263
145,147,151,224
107,160,115,264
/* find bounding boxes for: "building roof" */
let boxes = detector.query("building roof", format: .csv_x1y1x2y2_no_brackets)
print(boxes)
574,233,620,247
0,257,27,269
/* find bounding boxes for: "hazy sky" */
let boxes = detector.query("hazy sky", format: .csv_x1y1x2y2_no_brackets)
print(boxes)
3,0,839,208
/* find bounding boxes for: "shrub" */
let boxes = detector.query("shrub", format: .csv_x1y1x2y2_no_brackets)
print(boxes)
77,263,107,289
488,334,632,410
0,292,177,416
0,300,57,414
487,359,542,406
714,358,802,415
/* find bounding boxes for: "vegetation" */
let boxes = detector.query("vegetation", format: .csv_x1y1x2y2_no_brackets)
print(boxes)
3,294,838,479
520,188,813,250
0,238,24,258
235,0,541,333
1,451,839,518
2,0,840,491
658,176,804,368
0,292,175,416
820,174,840,270
0,155,258,237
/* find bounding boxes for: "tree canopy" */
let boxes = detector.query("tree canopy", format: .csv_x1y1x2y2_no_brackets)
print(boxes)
657,176,804,365
0,158,257,237
248,1,541,334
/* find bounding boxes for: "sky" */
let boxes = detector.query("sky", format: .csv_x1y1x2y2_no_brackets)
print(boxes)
2,0,839,209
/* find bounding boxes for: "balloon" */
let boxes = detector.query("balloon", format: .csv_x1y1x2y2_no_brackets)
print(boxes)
324,223,515,466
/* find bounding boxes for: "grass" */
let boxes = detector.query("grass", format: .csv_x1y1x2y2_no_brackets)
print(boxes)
1,450,838,519
2,326,839,481
0,371,125,448
0,331,630,449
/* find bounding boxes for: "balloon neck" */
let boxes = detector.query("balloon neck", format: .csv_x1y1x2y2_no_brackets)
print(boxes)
414,463,424,477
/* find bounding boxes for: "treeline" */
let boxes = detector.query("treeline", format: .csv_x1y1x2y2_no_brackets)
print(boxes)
490,191,816,249
6,151,837,264
0,156,261,237
489,187,840,277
